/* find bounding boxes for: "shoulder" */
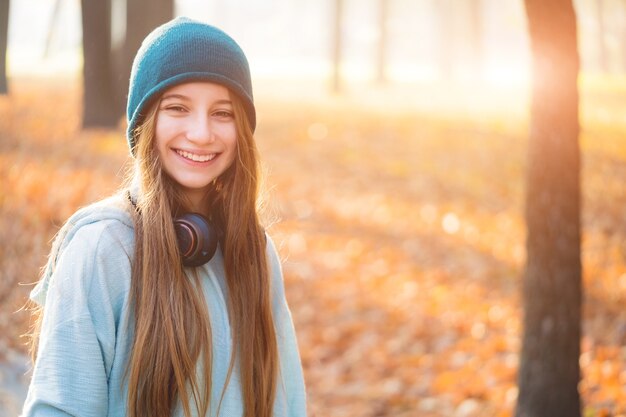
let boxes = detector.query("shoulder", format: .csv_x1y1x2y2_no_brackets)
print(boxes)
265,232,291,302
64,193,135,238
57,193,134,254
265,233,283,277
31,193,136,306
54,194,135,267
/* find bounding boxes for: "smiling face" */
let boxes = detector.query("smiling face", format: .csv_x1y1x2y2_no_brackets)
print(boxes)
155,82,238,210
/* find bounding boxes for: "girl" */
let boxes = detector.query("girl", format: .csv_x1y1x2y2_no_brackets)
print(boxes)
22,17,306,417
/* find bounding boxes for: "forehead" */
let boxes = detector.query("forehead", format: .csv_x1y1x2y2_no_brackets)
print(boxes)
161,81,231,100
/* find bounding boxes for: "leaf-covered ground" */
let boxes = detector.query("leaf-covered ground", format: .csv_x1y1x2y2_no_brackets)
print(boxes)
1,76,625,416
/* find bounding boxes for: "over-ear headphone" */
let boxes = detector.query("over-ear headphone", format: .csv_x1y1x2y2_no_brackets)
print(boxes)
174,213,218,267
127,191,219,267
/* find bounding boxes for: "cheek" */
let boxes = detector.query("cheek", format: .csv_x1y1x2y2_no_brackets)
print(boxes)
154,136,168,162
154,116,179,152
154,116,167,149
220,124,238,153
216,122,237,141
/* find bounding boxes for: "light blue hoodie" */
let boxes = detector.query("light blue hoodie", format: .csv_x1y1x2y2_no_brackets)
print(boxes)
21,194,307,417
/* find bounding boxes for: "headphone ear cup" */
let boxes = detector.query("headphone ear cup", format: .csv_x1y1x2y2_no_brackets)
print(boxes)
174,213,218,267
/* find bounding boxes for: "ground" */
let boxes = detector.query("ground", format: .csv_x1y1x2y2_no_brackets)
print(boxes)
1,76,625,416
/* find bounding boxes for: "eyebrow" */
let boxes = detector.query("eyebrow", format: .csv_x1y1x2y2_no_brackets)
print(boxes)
161,93,189,101
160,94,232,106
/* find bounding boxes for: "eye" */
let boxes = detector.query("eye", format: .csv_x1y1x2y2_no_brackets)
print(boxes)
213,110,233,119
165,105,187,112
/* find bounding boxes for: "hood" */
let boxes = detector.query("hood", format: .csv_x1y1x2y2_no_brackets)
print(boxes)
30,193,134,306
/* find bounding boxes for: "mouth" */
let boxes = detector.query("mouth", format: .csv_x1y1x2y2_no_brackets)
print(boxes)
175,149,218,162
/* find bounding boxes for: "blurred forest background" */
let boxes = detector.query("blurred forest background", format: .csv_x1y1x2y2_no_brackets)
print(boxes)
1,0,626,416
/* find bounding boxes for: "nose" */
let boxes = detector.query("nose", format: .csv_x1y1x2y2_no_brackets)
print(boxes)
185,114,215,144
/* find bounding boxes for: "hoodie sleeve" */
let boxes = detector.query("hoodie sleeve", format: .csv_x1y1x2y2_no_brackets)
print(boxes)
22,219,133,417
266,235,307,417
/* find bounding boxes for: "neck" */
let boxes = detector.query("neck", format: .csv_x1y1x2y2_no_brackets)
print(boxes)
183,188,212,218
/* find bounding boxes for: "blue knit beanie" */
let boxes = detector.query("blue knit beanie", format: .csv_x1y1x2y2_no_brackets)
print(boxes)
126,17,255,155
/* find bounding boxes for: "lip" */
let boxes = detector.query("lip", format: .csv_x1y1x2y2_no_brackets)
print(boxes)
172,148,221,166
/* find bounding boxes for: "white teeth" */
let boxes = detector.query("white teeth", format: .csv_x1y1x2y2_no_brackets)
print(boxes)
176,150,216,162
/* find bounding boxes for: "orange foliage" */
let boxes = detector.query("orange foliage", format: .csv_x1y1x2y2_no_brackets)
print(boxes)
1,76,626,416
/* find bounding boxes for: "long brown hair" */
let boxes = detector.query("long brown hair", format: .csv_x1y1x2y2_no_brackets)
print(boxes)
27,89,279,417
127,90,278,417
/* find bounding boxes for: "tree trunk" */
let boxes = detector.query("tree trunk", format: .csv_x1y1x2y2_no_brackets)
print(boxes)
623,0,626,72
126,0,174,60
595,0,609,73
112,0,173,112
0,0,9,94
376,0,389,84
331,0,343,93
81,0,118,127
515,1,582,417
436,0,454,80
44,0,62,59
468,0,483,79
